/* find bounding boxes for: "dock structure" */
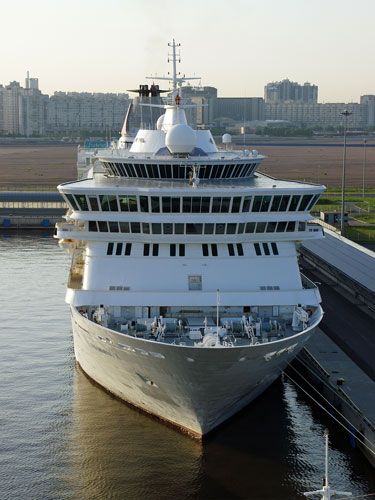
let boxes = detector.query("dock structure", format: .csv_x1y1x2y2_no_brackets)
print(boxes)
295,329,375,468
295,227,375,467
0,191,66,229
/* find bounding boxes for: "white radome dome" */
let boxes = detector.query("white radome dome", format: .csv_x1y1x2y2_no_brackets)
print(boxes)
156,114,165,131
165,124,196,154
222,133,232,144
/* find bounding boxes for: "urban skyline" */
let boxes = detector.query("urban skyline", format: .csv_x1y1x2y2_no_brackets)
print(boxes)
1,0,375,103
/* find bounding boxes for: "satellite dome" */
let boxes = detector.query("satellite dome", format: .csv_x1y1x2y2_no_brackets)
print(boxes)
165,124,196,154
156,114,165,131
222,133,232,144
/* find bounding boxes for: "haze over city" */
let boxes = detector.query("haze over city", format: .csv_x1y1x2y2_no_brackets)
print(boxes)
1,0,374,102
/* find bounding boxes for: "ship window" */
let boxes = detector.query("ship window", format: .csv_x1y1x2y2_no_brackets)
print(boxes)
139,164,147,177
179,244,185,257
186,223,203,234
159,164,167,178
262,243,270,256
123,163,134,177
133,164,142,177
175,223,184,234
232,197,241,213
116,243,123,255
211,244,218,256
65,194,79,211
75,194,89,211
192,197,201,213
242,196,252,212
162,197,172,213
199,197,209,213
128,196,137,212
142,222,150,234
204,223,214,234
237,243,244,256
227,223,236,234
254,243,261,256
266,222,277,232
165,164,172,178
172,198,180,212
152,223,161,234
232,164,242,177
204,165,213,178
144,243,150,256
182,197,192,213
125,243,132,256
299,194,313,211
152,244,159,256
289,195,300,211
271,243,279,255
270,195,282,212
88,221,98,232
202,244,209,256
130,222,140,233
119,222,130,233
286,221,295,232
228,243,234,256
172,164,179,178
150,164,159,178
279,195,290,211
237,223,245,234
256,222,267,233
151,196,160,213
307,194,321,210
211,165,220,179
221,197,230,213
163,223,173,234
139,196,149,213
298,222,306,232
119,196,130,212
212,197,221,213
260,196,272,212
276,221,287,232
245,222,256,233
107,243,114,255
98,221,108,232
215,223,225,235
170,244,176,256
100,195,118,212
109,222,119,232
252,196,263,212
88,196,99,211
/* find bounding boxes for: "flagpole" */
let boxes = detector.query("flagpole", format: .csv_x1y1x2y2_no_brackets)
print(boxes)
216,289,220,345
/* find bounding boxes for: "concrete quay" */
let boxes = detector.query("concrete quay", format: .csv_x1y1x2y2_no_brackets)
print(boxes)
294,329,375,468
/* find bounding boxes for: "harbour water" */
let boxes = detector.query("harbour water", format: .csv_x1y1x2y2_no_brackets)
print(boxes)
1,233,374,500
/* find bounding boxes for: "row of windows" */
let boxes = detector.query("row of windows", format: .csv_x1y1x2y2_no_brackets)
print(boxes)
89,220,306,235
66,193,320,214
102,162,258,180
106,242,279,257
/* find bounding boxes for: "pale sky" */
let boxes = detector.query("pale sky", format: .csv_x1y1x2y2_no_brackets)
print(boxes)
1,0,374,102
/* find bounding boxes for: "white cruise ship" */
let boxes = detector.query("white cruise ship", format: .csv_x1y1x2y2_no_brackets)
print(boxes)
55,41,325,438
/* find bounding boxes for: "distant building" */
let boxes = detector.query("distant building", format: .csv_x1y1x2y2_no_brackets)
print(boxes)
0,76,48,136
264,79,318,103
181,86,217,127
47,92,130,134
360,95,375,126
265,102,367,128
214,97,265,124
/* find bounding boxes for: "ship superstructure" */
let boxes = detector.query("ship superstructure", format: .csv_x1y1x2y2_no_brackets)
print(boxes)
56,41,325,437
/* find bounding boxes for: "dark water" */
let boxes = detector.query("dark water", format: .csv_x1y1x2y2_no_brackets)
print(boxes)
1,233,374,500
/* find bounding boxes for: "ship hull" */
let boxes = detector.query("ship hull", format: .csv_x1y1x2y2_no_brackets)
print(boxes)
71,306,319,437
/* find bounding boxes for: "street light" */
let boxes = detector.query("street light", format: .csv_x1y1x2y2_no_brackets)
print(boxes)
362,138,367,198
340,109,352,235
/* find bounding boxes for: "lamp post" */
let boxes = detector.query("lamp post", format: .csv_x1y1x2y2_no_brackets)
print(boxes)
340,109,352,235
362,138,367,198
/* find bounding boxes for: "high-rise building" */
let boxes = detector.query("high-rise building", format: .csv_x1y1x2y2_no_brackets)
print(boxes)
264,79,318,103
360,95,375,126
215,97,265,123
